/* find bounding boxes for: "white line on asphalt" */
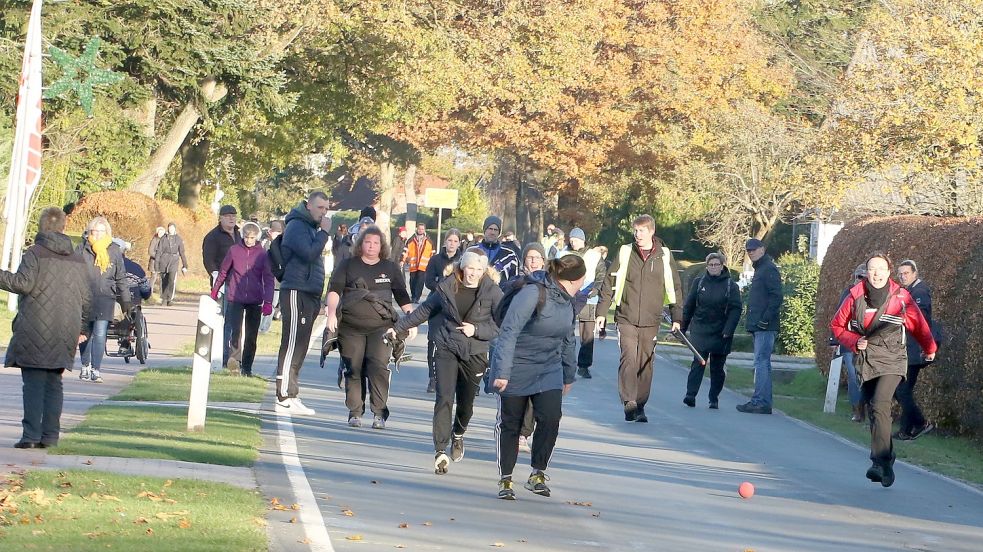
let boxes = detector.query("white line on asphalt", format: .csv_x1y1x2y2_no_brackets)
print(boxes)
275,411,335,552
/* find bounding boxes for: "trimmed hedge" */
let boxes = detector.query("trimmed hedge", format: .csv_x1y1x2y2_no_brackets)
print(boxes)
66,191,216,274
815,216,983,440
778,253,820,356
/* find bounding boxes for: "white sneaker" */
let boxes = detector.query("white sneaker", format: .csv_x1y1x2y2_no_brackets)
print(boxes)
79,365,91,381
348,416,362,428
90,369,104,383
434,452,450,475
372,416,386,430
275,398,292,414
290,398,316,416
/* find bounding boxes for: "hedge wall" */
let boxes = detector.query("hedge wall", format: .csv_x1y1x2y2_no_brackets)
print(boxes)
814,216,983,440
65,191,216,274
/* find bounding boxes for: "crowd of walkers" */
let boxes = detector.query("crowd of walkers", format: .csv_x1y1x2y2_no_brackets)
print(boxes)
1,195,944,495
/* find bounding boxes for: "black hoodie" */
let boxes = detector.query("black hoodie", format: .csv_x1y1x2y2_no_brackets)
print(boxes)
0,232,92,370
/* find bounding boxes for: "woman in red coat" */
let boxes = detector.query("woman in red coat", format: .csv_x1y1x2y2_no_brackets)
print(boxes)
830,252,936,487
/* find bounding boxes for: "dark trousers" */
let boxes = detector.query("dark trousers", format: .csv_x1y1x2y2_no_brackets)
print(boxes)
895,363,927,433
409,270,426,302
861,374,902,465
496,389,563,479
520,398,535,437
686,351,728,402
427,339,437,382
224,302,262,375
617,322,660,410
275,289,321,400
341,326,391,418
577,319,595,368
432,350,486,451
20,368,64,445
160,270,179,303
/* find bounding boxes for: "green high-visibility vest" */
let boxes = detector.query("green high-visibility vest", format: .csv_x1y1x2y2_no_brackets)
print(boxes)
613,244,676,307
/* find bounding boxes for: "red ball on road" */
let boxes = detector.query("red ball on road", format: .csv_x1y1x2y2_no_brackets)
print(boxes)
739,482,755,499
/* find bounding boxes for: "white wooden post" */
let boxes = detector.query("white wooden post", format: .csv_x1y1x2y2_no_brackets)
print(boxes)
823,348,844,414
188,295,223,431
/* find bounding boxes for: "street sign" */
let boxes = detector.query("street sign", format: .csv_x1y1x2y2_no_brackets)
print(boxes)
424,188,459,209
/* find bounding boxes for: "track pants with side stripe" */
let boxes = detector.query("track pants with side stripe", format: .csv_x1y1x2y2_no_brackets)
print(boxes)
275,289,321,401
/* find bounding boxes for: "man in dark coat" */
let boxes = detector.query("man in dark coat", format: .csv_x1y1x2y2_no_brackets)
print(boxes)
154,222,189,306
202,205,241,285
0,207,92,448
736,238,784,415
894,260,936,440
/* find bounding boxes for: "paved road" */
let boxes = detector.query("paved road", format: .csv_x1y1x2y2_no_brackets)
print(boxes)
278,328,983,552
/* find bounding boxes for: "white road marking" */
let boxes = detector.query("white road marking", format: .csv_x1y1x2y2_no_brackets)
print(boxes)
275,411,335,551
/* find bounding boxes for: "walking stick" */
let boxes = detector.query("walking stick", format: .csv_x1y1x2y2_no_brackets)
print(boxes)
662,311,706,366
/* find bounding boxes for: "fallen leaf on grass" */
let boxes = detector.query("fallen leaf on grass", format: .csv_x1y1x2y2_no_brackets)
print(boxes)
178,518,192,529
133,517,149,525
59,481,72,488
31,529,45,536
137,491,163,502
566,501,592,507
154,511,190,520
346,535,363,541
145,528,154,536
83,531,107,539
341,509,354,517
163,480,173,488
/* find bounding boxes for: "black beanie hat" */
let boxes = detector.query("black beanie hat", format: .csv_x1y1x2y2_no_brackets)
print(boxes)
359,206,377,221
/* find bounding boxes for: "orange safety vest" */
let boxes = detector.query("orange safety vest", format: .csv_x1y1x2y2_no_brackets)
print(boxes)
406,235,434,272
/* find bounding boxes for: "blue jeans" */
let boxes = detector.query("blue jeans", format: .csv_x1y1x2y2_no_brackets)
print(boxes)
750,331,776,408
79,319,110,370
842,350,862,407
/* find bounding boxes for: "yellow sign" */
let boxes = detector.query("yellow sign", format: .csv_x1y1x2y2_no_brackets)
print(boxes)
424,188,459,209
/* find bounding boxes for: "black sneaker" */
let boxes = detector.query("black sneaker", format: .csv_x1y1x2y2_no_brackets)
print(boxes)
892,430,913,441
451,436,465,462
909,422,935,440
498,478,516,500
736,402,772,415
624,401,638,422
434,452,450,475
635,408,648,423
881,462,895,487
524,471,551,497
709,400,719,410
866,463,884,483
683,396,696,408
577,366,592,379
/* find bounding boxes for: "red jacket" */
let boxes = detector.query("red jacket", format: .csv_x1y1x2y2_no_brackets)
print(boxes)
831,280,937,381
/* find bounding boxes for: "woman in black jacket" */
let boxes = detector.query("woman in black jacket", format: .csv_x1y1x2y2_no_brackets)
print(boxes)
421,228,463,393
391,251,503,475
681,253,741,409
77,217,132,384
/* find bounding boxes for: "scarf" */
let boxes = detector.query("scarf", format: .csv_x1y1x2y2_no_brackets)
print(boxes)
88,233,113,273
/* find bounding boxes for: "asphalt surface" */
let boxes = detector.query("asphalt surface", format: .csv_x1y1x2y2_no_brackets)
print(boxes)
274,327,983,552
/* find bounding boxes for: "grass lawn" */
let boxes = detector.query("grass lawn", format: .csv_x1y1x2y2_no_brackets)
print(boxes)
50,406,261,467
0,469,265,551
175,313,286,359
110,367,267,403
723,366,983,486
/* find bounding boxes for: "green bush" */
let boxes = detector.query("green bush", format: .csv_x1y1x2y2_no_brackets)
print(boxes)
777,252,820,356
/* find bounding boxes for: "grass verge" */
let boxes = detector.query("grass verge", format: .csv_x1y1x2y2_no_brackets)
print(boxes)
50,406,261,467
723,366,983,486
110,367,267,403
174,315,286,359
0,469,265,551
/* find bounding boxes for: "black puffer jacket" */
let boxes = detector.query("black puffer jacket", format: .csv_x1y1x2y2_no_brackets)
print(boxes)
395,271,503,359
77,239,132,321
745,254,783,333
424,248,462,291
0,232,92,370
682,269,742,355
202,224,241,275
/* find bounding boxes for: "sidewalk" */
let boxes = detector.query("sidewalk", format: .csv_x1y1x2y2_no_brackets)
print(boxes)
0,300,255,489
658,339,816,371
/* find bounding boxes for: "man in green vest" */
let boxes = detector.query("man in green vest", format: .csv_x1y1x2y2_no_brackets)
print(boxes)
596,214,684,423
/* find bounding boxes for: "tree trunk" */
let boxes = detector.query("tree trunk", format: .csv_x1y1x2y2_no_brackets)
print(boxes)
177,133,210,210
403,162,418,229
490,152,519,234
130,78,228,198
375,160,396,232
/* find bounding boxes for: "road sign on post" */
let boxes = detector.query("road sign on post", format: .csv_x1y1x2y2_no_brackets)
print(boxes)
188,295,223,431
424,188,459,246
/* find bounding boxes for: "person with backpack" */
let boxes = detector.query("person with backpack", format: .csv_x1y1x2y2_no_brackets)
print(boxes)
831,252,936,488
681,253,742,409
422,228,464,393
389,251,503,474
595,214,684,423
326,225,413,429
211,222,275,377
273,192,333,416
476,215,519,282
490,254,585,500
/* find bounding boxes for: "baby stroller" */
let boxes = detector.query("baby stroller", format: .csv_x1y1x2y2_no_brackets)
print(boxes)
105,246,152,364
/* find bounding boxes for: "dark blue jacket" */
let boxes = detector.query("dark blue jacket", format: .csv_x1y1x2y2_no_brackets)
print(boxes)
77,240,132,321
280,201,330,298
904,279,933,365
682,268,742,354
489,271,577,396
745,254,783,333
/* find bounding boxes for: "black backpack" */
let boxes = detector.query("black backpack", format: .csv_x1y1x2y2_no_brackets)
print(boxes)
268,235,286,281
494,276,547,326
